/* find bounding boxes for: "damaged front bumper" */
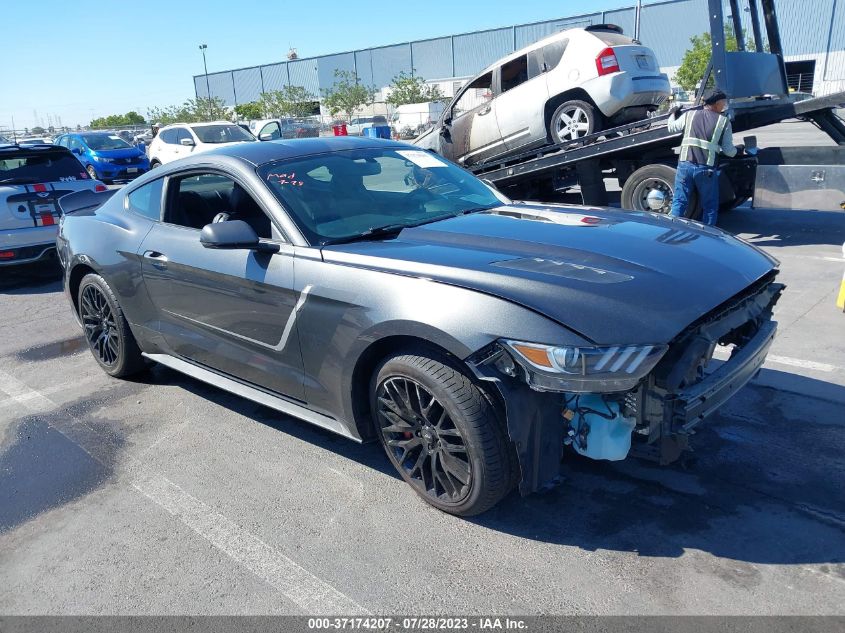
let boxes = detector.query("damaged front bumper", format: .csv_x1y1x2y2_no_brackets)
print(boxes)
468,275,785,494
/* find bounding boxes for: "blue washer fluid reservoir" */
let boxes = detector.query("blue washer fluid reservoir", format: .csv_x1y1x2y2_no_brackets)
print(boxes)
571,394,636,461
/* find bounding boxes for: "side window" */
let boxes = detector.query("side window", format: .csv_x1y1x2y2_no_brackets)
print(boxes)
453,72,493,119
259,122,281,140
175,128,193,144
159,129,178,144
500,55,529,93
126,178,164,221
165,173,273,238
542,39,568,72
69,137,83,152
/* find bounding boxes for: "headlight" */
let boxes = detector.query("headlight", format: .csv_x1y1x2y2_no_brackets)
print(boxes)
501,340,668,393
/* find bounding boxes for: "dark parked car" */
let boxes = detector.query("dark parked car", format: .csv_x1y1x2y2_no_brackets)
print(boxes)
57,137,782,516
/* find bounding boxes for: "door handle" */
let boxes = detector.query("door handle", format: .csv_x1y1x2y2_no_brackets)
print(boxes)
477,106,491,116
143,250,168,270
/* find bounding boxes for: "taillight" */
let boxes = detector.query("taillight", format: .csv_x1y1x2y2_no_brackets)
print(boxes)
95,184,107,192
33,183,47,192
595,47,620,76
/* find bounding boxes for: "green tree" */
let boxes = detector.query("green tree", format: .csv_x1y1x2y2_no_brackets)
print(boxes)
234,101,265,120
385,72,445,107
674,24,761,92
321,70,376,121
146,97,230,125
260,85,318,118
89,111,147,129
32,126,45,135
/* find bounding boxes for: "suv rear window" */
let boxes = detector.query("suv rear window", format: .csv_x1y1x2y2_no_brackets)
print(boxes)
0,148,88,184
590,31,634,46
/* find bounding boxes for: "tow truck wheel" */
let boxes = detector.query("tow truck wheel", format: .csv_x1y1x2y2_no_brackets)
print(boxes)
550,100,599,144
621,164,697,217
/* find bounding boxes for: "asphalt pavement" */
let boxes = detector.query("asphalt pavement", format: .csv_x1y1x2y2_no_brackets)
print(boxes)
1,135,844,616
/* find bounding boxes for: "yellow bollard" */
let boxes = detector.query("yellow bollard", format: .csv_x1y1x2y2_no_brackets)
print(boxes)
839,242,845,312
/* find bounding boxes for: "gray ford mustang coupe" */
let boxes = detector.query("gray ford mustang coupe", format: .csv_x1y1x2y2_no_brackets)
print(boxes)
57,137,782,516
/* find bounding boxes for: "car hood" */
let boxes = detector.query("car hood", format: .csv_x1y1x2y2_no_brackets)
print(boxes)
92,147,145,159
321,204,779,345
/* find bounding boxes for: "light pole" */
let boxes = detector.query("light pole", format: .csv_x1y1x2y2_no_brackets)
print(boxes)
199,44,210,117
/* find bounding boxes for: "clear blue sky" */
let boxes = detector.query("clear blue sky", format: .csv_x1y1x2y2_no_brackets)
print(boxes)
1,0,633,130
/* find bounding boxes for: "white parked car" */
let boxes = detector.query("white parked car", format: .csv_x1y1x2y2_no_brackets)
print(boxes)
414,24,670,165
345,115,389,136
148,121,257,166
1,144,106,267
391,101,445,139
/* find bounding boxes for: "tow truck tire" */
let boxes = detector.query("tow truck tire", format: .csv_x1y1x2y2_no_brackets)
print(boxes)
621,164,701,218
550,100,599,144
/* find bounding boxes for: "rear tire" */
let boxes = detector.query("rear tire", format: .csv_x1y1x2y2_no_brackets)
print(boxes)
621,164,701,218
78,273,146,378
371,351,514,516
550,100,600,144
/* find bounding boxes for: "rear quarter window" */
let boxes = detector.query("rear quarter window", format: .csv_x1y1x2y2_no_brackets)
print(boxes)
126,178,164,221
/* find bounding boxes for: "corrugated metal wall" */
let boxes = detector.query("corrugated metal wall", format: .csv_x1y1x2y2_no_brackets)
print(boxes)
196,0,845,104
410,37,453,80
452,27,514,77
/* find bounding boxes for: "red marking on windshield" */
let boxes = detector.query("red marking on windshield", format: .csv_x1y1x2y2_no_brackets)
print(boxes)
266,172,303,186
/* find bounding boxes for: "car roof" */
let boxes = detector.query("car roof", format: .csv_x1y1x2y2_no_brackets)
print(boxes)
161,120,234,130
205,136,411,166
476,26,620,76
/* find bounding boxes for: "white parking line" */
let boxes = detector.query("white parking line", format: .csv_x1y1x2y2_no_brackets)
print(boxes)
711,348,841,373
0,368,369,615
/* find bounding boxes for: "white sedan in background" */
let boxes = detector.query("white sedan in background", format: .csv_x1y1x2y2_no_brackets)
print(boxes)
147,121,257,167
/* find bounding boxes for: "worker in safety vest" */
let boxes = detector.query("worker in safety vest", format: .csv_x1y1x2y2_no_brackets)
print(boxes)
667,89,737,225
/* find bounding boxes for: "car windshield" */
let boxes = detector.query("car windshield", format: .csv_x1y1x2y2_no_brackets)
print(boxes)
191,124,256,144
258,147,506,245
0,149,89,184
82,134,133,150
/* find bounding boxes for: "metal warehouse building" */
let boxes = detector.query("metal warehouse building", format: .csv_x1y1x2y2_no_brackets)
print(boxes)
194,0,845,107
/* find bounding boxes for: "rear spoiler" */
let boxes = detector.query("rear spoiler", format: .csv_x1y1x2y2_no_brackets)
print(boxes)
58,189,117,215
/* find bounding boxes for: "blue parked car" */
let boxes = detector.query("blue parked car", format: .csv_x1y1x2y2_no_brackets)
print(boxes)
54,132,150,183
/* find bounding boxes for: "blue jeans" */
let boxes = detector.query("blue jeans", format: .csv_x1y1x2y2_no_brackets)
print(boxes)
670,161,720,225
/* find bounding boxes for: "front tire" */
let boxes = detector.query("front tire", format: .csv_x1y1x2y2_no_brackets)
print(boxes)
86,164,98,181
78,273,146,378
550,100,599,144
150,159,161,169
371,351,514,516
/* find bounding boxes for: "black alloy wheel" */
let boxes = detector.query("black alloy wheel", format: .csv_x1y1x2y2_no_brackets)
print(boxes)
77,273,146,378
377,376,471,503
372,352,514,516
81,283,119,366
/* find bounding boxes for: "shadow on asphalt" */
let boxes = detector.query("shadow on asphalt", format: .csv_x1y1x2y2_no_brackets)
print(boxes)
137,364,845,569
0,260,62,294
719,207,845,247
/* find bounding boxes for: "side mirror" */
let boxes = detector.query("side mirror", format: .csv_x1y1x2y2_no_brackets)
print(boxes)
180,137,195,146
200,220,278,253
72,147,83,155
259,133,274,141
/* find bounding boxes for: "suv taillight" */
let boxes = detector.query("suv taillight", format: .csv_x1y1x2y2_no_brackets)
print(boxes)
595,47,620,76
